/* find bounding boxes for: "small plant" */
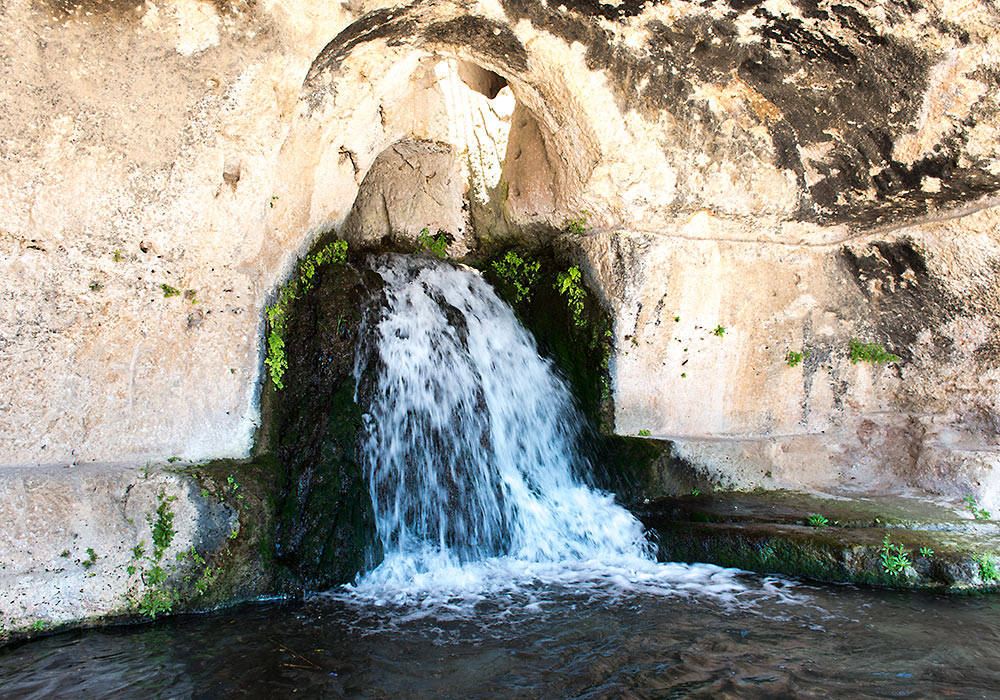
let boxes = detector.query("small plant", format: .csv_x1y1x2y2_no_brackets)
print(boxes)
82,547,98,569
691,489,701,496
919,547,934,557
161,283,180,298
138,588,176,618
112,249,123,262
681,372,687,378
963,494,991,520
132,542,145,560
269,196,279,208
807,513,829,527
975,553,999,582
880,534,911,577
416,228,448,259
674,315,680,322
265,240,349,389
849,339,900,364
89,281,103,292
29,620,46,632
195,567,217,595
227,475,244,500
565,212,588,235
713,325,726,338
491,251,541,305
786,350,809,367
59,550,70,558
637,429,651,436
151,495,177,559
556,266,587,328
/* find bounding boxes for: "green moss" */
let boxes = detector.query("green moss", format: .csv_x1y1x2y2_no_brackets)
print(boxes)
265,239,349,390
160,283,180,298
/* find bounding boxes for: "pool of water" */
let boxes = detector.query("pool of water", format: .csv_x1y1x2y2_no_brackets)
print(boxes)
3,566,1000,699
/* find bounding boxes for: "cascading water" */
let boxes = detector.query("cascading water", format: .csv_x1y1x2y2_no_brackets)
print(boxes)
342,254,756,607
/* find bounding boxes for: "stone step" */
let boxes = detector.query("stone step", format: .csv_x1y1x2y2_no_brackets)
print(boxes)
635,491,1000,592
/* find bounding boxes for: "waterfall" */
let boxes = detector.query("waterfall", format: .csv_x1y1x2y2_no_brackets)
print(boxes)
342,255,746,607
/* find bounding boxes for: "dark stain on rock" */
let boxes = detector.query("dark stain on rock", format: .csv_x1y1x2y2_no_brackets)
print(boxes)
306,6,420,82
423,16,528,73
38,0,144,19
261,249,383,591
839,239,960,359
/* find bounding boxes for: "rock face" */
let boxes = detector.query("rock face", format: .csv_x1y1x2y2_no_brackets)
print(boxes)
2,0,1000,626
0,460,271,637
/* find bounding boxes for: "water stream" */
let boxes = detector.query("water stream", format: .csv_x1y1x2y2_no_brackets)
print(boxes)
348,255,669,604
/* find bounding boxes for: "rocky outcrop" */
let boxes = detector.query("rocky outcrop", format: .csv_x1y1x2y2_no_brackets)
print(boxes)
2,0,1000,626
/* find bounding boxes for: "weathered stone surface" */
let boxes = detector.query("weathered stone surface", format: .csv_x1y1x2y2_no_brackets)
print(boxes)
341,140,467,252
566,204,1000,506
637,490,1000,592
0,462,261,641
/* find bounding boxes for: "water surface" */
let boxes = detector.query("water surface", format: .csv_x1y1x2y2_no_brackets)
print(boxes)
3,572,999,699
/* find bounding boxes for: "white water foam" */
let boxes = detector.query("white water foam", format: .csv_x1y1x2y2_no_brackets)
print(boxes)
331,254,794,613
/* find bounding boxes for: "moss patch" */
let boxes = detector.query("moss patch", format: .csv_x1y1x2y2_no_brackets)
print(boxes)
638,491,1000,592
258,245,382,592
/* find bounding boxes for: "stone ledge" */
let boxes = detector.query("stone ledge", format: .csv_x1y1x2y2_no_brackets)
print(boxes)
0,459,276,645
636,491,1000,592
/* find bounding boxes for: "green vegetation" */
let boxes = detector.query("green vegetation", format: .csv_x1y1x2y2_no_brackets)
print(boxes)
919,546,934,557
89,281,103,292
691,489,701,497
131,492,221,618
29,620,46,632
963,494,991,520
786,350,809,367
565,212,588,235
265,239,349,390
807,513,829,528
880,534,911,577
416,228,448,259
270,196,279,208
849,339,900,364
112,249,123,262
60,550,70,558
161,283,180,298
138,588,177,618
82,547,98,569
555,266,587,328
151,494,177,559
637,429,651,437
975,553,999,582
490,251,540,305
713,325,726,338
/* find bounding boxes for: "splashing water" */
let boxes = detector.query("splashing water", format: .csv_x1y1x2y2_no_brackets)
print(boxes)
339,255,770,610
